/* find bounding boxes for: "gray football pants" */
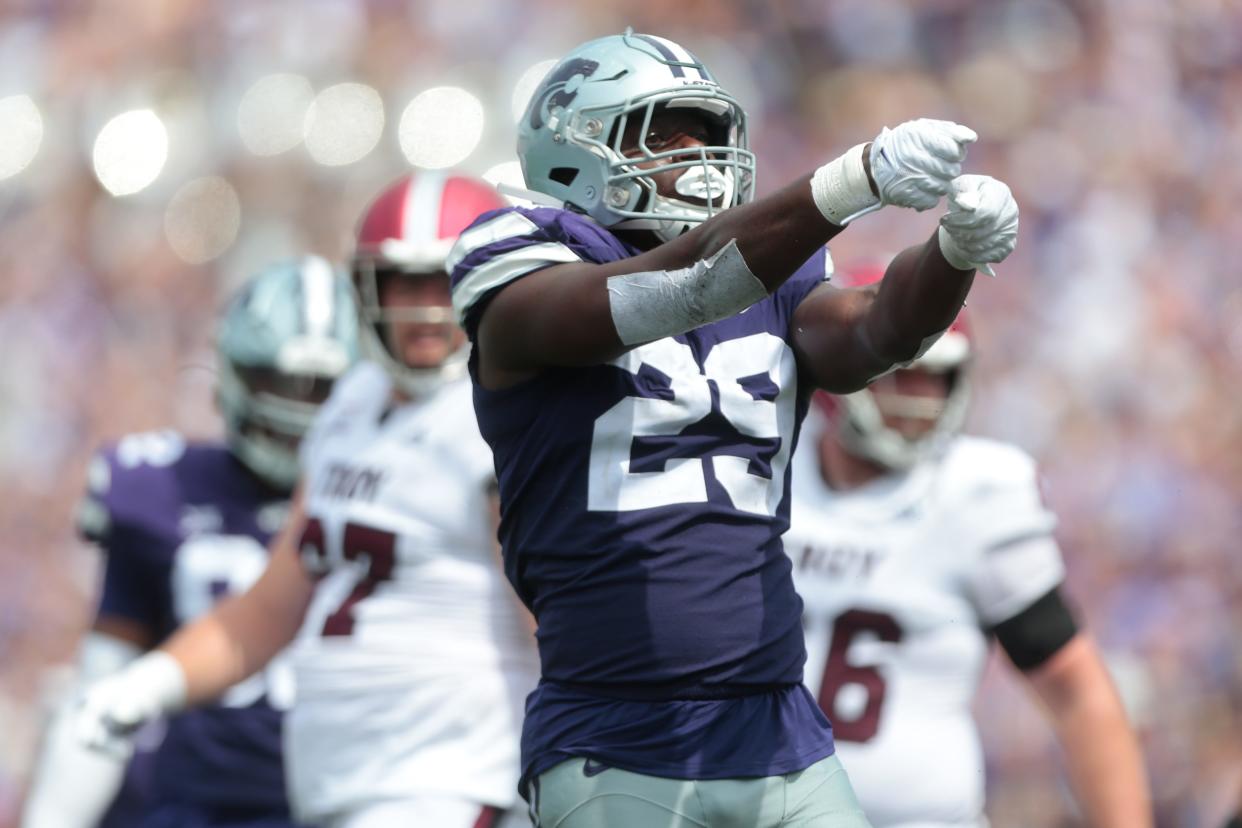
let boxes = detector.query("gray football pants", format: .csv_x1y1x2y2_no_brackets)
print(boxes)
529,754,872,828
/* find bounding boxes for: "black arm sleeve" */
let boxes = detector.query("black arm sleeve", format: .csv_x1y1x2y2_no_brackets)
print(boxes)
988,586,1079,672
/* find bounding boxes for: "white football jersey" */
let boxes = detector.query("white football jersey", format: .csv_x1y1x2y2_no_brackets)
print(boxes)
284,362,538,821
787,411,1063,828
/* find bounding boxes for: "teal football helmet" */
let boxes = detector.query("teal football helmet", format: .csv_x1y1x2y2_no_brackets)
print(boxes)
216,256,358,489
518,31,755,241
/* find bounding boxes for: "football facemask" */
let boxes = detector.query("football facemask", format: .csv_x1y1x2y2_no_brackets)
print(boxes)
518,31,755,242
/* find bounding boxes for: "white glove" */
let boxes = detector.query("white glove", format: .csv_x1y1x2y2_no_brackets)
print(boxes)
937,175,1019,276
810,119,977,225
870,118,977,211
76,651,186,757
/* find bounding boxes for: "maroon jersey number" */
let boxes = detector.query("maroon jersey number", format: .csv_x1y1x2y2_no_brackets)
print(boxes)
817,608,903,743
298,518,397,636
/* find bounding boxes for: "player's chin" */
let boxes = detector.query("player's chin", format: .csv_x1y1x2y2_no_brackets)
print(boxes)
399,341,452,369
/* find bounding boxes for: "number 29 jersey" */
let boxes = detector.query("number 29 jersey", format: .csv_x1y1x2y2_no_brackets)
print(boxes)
450,206,835,788
288,361,538,820
786,415,1065,827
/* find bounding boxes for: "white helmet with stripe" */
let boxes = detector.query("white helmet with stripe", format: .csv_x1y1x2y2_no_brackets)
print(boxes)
517,30,755,242
352,171,507,397
217,256,358,489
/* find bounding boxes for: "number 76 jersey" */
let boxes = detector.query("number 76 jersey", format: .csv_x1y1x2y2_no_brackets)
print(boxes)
786,419,1065,827
288,361,538,821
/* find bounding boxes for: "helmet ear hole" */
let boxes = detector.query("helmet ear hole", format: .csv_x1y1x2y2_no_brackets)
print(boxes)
550,167,579,186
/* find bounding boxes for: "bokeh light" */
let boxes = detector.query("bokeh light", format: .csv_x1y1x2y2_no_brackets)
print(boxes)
0,95,43,180
237,73,315,156
510,59,556,122
163,176,242,264
303,82,384,166
92,109,168,196
398,86,484,169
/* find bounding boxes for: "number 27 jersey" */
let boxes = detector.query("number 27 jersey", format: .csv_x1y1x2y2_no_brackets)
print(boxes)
288,362,537,818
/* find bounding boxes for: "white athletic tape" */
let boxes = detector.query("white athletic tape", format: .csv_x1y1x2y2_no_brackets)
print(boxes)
810,143,880,226
607,239,767,345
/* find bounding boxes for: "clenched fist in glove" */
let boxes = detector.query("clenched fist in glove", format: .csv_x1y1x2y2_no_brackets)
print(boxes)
76,651,187,756
810,118,978,225
937,175,1020,276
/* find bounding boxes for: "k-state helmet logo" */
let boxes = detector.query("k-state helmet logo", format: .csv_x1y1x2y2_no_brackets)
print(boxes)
528,58,600,130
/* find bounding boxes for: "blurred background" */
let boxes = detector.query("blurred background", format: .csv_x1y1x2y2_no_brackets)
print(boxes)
0,0,1238,825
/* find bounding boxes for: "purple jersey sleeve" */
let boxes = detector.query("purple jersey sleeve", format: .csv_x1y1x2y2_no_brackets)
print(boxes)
78,434,186,553
79,435,187,633
771,246,830,336
448,206,636,336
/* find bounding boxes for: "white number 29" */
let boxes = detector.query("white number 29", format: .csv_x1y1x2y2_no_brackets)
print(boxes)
588,333,798,517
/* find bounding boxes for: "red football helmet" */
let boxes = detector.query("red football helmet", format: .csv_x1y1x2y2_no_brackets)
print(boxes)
816,264,973,469
352,171,506,397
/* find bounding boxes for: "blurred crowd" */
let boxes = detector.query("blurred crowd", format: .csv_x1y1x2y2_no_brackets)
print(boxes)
0,0,1238,825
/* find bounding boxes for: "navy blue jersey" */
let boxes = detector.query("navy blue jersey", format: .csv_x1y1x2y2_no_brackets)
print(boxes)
450,207,836,790
79,431,298,819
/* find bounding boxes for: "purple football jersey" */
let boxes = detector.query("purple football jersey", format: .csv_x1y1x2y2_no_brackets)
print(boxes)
81,432,299,822
450,207,836,792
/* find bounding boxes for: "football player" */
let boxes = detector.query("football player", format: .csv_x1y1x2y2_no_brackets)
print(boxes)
787,268,1151,827
445,31,1019,827
21,257,358,828
73,172,539,828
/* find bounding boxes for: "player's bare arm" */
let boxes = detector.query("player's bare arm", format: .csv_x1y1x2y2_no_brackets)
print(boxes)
475,118,979,388
160,491,315,706
792,174,1019,392
77,492,316,751
1027,633,1154,827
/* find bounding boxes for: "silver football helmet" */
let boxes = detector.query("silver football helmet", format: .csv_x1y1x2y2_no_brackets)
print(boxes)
216,256,358,489
517,30,755,242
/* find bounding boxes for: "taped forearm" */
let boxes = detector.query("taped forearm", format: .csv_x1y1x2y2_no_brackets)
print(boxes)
22,700,130,828
21,634,142,828
607,239,767,345
810,143,879,226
